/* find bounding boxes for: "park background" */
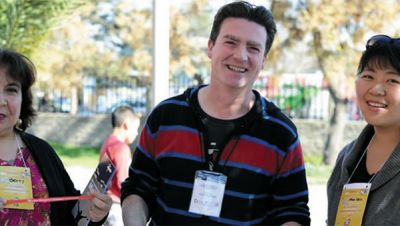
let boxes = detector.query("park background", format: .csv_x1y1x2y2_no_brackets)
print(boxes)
2,0,400,225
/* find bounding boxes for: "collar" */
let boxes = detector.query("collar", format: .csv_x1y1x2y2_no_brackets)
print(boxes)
184,86,264,132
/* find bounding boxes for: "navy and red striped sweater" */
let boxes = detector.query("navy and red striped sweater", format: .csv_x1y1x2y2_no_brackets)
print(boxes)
121,86,310,225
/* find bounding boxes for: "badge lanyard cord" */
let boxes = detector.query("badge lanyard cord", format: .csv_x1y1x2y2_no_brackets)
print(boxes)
346,148,386,185
201,132,240,172
220,137,239,171
14,133,28,168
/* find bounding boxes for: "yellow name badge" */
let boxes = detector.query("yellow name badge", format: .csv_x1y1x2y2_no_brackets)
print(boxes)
0,166,34,210
335,183,371,226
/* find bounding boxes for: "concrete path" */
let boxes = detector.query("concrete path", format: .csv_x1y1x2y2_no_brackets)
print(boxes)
67,167,327,225
309,184,327,226
67,166,93,191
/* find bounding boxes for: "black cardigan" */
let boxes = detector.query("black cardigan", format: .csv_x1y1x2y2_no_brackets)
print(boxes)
20,132,105,225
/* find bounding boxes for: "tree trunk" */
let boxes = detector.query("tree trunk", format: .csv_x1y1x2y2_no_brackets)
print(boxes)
323,100,348,165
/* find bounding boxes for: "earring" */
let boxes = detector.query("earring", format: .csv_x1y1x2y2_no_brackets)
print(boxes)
15,118,23,131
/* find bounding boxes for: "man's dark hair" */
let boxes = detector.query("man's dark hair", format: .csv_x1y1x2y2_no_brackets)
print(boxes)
0,49,36,131
111,105,136,128
209,1,277,56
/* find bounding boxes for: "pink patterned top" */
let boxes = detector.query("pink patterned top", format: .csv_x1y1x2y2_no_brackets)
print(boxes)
0,147,51,225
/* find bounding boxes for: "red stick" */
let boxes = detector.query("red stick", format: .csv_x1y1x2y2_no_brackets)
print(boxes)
5,195,95,205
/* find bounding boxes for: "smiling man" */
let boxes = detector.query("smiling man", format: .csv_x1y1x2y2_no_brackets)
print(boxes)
121,1,310,225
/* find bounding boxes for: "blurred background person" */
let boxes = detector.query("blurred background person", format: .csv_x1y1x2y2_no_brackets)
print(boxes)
99,105,140,226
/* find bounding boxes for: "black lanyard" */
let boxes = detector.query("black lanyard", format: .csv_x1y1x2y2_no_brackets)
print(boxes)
199,133,239,172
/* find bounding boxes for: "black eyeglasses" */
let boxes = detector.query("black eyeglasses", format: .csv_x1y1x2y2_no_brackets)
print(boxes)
366,34,400,49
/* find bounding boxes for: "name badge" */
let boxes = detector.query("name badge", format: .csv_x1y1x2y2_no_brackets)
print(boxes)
0,166,34,210
189,170,227,217
335,183,371,226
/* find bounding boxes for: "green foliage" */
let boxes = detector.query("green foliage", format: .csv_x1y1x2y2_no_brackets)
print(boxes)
279,85,319,112
50,142,98,157
304,154,333,184
0,0,83,56
50,142,99,168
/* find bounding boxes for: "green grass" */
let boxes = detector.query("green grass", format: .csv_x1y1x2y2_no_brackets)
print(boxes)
51,142,333,184
50,142,99,169
304,154,333,185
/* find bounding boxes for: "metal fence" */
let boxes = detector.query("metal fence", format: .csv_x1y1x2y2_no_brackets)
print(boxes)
259,77,361,121
39,75,362,121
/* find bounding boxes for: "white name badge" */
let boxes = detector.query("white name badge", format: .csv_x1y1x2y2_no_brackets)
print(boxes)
189,170,227,217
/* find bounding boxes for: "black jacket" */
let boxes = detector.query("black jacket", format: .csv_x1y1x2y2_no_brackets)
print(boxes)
20,132,105,225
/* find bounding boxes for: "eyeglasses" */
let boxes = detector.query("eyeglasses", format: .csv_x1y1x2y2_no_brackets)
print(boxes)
366,34,400,49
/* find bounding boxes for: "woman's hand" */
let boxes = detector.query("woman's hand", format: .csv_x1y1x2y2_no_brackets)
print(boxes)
86,192,112,222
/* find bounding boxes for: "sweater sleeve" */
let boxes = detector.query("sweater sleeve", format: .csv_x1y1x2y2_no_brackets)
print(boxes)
267,138,310,225
121,112,160,218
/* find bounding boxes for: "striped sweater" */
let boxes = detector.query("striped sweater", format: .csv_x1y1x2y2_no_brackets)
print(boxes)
121,86,310,225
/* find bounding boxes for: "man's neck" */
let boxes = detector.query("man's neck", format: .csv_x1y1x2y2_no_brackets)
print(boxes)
198,85,255,120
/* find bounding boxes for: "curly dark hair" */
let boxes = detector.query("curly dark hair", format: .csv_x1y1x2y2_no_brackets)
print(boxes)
0,49,36,131
209,1,277,56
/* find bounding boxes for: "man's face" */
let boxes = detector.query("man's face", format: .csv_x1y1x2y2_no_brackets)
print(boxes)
208,18,267,91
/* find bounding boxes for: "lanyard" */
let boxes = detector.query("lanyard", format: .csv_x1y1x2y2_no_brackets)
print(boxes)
14,133,28,168
208,139,239,172
200,133,239,171
346,147,387,185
